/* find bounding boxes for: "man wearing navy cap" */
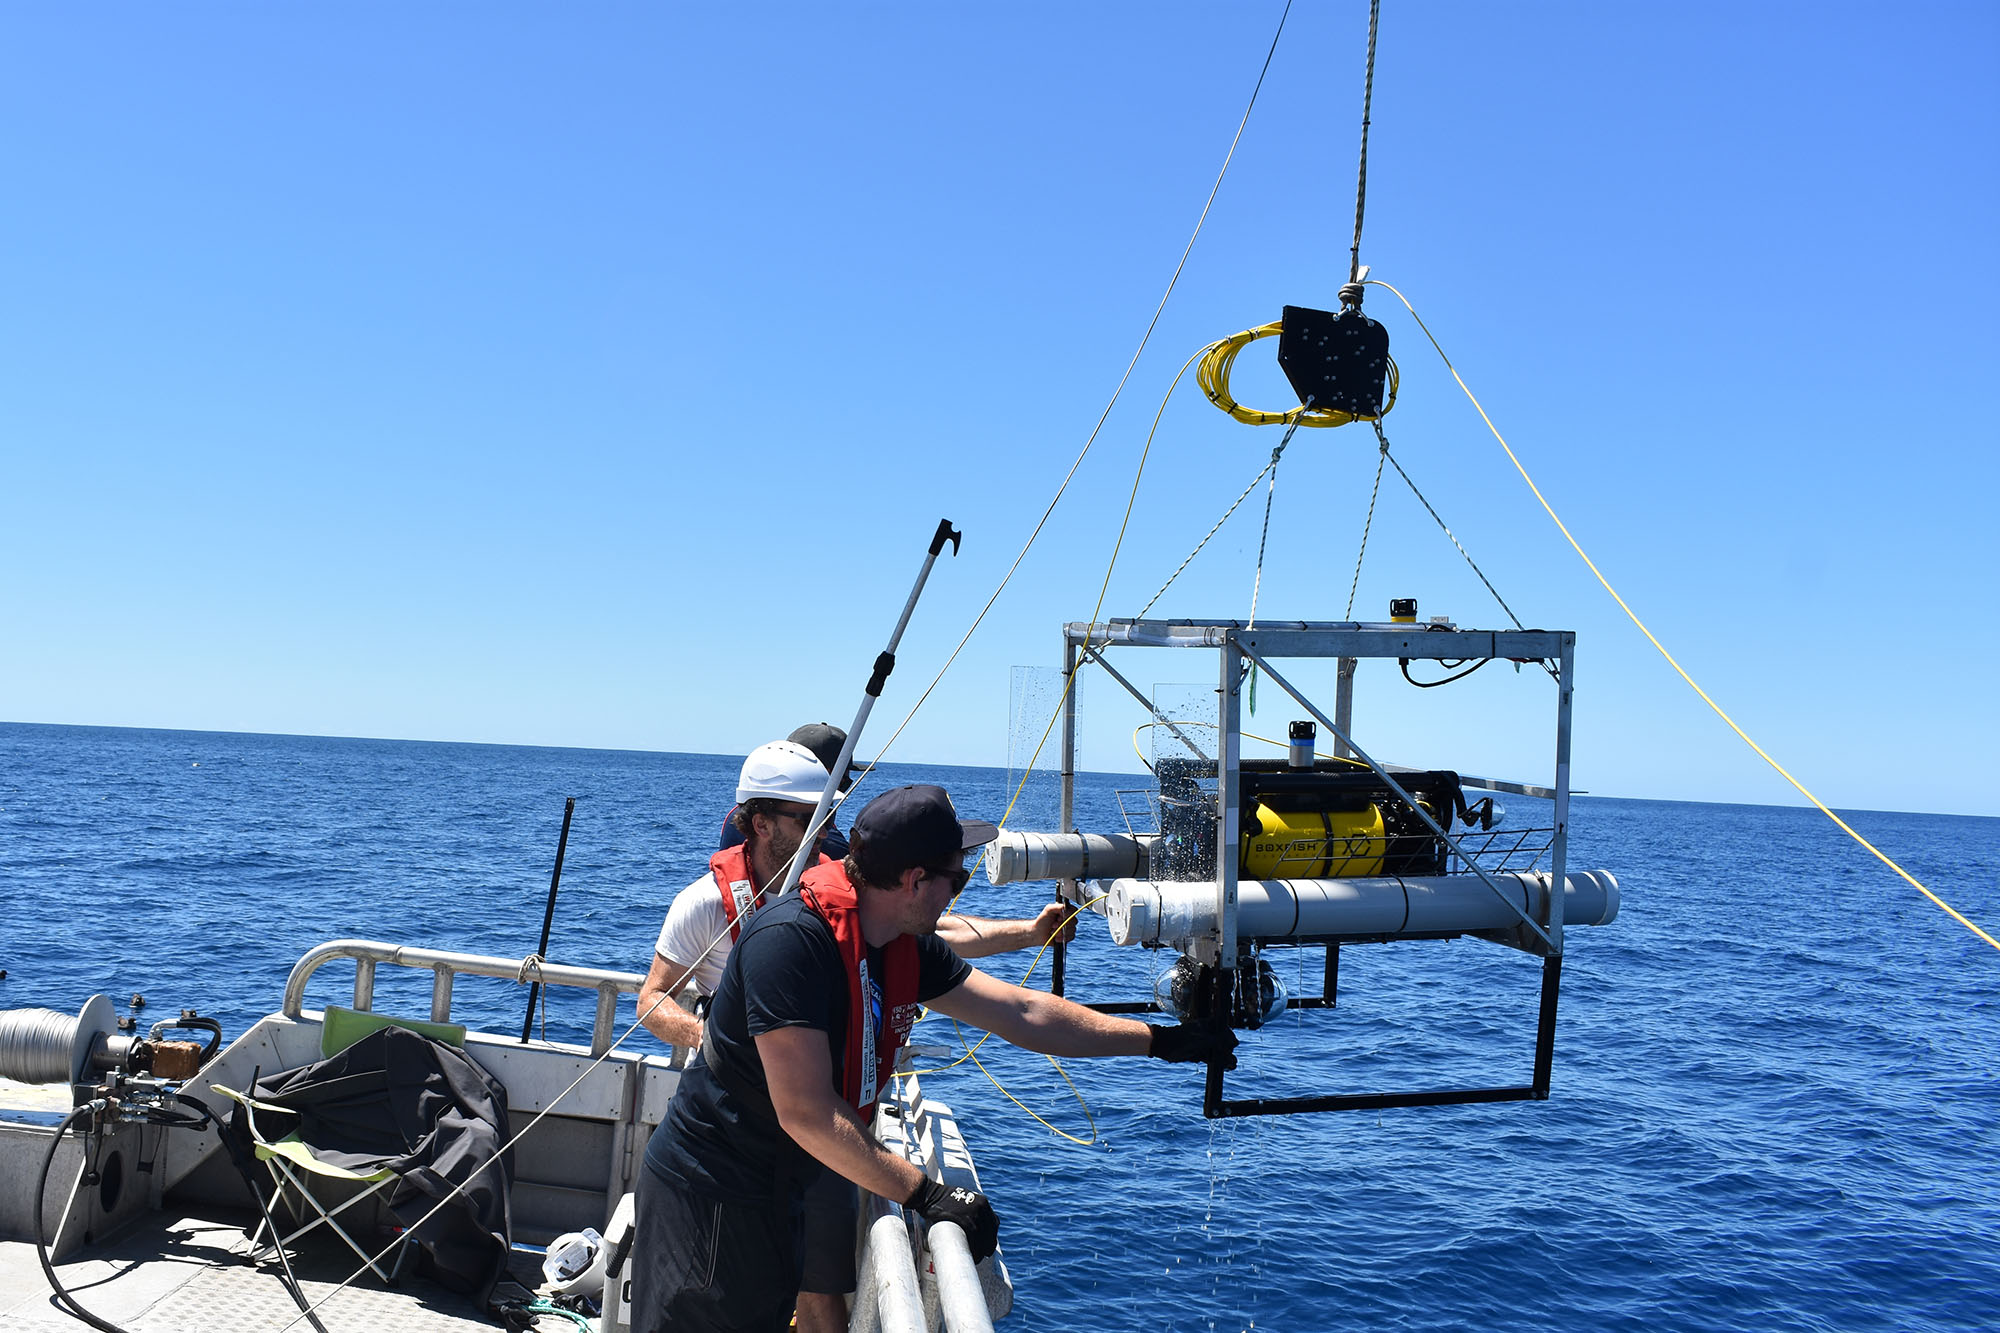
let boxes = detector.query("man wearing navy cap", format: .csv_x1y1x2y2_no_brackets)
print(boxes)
631,783,1237,1333
638,738,1075,1333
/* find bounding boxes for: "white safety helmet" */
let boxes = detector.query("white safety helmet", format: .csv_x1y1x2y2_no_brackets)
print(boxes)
736,739,830,805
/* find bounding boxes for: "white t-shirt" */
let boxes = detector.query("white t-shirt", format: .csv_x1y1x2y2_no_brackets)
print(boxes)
653,872,739,996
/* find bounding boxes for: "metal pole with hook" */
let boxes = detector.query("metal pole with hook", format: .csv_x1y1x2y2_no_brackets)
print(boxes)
777,520,962,898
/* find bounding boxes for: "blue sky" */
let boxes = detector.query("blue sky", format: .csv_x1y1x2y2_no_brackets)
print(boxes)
2,2,1995,817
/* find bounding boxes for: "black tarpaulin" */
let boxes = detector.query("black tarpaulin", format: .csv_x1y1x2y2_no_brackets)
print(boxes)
241,1024,514,1301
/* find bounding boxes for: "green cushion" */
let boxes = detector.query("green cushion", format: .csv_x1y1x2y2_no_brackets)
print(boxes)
321,1006,467,1057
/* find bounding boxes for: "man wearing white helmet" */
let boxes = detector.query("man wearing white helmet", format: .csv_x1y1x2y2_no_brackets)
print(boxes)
640,740,1077,1056
630,782,1238,1333
634,739,1075,1333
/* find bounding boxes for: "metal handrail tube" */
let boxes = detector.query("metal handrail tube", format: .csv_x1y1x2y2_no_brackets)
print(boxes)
927,1220,997,1333
851,1210,926,1333
282,939,646,1056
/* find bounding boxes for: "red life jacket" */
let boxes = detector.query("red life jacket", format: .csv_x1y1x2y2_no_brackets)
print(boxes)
707,843,831,943
799,860,921,1120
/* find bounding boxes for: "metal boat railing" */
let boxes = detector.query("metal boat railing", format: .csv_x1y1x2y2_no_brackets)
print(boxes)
281,939,645,1056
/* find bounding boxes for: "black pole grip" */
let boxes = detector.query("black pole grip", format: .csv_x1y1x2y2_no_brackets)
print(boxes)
865,651,896,698
930,520,962,557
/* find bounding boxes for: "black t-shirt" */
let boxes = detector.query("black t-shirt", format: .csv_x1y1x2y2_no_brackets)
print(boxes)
644,890,971,1201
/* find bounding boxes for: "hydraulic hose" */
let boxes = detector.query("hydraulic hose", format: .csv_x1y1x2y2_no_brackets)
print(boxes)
33,1093,330,1333
35,1101,134,1333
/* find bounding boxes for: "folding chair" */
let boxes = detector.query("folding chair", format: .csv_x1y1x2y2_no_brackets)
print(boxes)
317,1006,465,1059
211,1081,416,1282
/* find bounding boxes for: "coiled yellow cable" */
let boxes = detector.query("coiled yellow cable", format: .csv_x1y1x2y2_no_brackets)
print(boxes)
1196,319,1399,427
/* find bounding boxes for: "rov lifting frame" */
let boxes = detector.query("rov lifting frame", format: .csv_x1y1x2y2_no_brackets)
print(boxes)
1046,617,1577,1119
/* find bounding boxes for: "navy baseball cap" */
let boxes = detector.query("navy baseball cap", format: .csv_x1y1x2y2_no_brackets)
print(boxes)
851,784,998,874
787,722,868,790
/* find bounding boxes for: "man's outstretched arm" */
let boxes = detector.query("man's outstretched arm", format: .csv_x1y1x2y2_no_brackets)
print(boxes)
926,967,1153,1056
937,901,1077,960
928,967,1239,1067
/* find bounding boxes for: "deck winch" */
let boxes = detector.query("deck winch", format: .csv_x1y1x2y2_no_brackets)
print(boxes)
0,996,218,1100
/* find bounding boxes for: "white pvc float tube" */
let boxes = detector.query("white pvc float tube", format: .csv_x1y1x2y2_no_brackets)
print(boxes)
927,1221,998,1333
983,831,1150,886
1104,870,1619,948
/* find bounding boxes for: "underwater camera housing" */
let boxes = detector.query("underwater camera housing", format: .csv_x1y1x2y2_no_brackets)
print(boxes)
1157,755,1492,885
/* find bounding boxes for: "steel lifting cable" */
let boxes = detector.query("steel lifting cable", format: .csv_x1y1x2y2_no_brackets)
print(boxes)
1191,1,1392,425
1137,447,1285,617
1245,428,1295,631
1343,435,1389,618
1368,276,2000,955
1372,417,1524,628
1349,0,1381,285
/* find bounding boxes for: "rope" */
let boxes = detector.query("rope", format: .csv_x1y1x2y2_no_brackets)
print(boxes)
1138,451,1281,618
994,348,1204,833
1349,0,1381,284
904,897,1108,1148
1245,429,1294,632
848,0,1298,791
1343,433,1388,618
1367,276,2000,955
1372,416,1533,635
515,954,550,1043
1196,320,1399,427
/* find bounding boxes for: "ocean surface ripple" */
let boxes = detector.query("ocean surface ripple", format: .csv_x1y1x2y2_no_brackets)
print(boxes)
2,723,1995,1332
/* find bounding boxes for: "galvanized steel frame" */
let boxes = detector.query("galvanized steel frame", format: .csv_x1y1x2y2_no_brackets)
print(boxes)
1056,616,1578,1117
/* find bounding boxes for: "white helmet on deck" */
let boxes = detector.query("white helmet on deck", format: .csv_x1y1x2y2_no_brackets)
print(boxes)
736,740,830,805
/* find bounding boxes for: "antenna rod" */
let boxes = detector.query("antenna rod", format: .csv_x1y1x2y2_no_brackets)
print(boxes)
520,796,576,1042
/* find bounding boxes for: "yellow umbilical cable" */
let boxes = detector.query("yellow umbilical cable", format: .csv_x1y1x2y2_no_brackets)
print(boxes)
1196,320,1400,427
902,898,1109,1147
1368,277,2000,955
996,347,1204,833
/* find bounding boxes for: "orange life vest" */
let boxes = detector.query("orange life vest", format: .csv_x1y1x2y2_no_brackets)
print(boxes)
708,843,831,944
799,860,920,1120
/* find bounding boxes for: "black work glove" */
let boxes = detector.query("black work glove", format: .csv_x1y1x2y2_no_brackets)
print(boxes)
905,1176,999,1262
1148,1022,1239,1070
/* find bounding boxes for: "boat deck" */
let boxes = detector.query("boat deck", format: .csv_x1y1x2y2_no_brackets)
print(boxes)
0,1212,569,1332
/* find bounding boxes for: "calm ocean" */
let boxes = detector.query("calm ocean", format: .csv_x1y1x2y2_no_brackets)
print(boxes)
2,721,1996,1332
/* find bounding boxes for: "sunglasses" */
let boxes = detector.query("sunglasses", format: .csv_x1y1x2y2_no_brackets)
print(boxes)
926,865,972,893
